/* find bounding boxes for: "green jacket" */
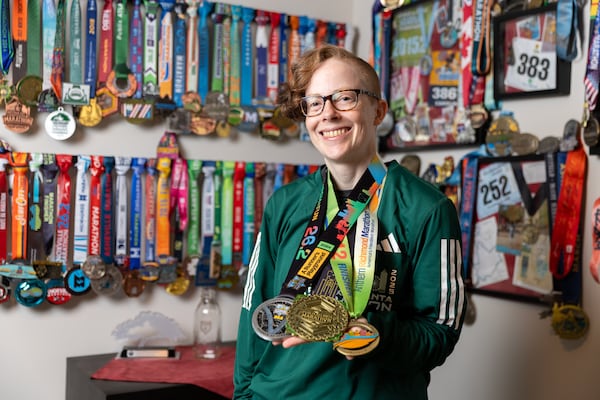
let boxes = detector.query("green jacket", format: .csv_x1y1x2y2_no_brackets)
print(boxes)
234,161,466,400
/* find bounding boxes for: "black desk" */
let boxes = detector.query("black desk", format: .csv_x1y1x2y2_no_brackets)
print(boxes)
66,353,229,400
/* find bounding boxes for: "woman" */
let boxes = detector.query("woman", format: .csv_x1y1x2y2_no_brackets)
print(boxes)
234,45,465,400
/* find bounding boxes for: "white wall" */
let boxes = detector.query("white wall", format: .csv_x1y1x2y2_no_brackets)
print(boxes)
1,1,599,399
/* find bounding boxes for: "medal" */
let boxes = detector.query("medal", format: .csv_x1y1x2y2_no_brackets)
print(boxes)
286,294,349,342
333,319,380,356
45,106,76,140
91,264,124,295
16,75,43,106
165,266,191,295
252,296,294,341
14,279,47,307
510,132,539,156
78,97,103,126
81,254,106,280
3,98,34,133
551,303,589,340
560,119,580,152
486,114,520,156
0,276,10,303
0,78,12,105
537,136,560,154
46,278,72,305
123,270,146,297
65,267,92,295
583,117,600,147
95,86,119,116
190,112,217,135
140,261,160,281
37,89,60,113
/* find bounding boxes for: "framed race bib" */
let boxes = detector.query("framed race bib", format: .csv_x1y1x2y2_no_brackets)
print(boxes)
493,4,571,100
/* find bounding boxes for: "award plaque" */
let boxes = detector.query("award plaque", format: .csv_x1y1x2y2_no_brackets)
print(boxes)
286,295,349,342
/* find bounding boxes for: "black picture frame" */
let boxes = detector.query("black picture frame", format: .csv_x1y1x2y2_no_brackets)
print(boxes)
493,4,571,101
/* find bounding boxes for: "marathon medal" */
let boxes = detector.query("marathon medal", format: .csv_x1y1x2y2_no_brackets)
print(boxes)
333,319,381,357
3,98,34,133
45,107,77,140
286,294,349,342
16,76,43,106
252,296,294,341
91,264,124,295
65,267,92,295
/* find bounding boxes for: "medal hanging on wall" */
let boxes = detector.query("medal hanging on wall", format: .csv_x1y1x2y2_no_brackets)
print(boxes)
78,0,103,127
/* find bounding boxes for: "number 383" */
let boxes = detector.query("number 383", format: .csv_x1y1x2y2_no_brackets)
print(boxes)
516,53,550,81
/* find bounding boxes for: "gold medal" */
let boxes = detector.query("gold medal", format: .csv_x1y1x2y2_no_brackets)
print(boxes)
78,98,104,127
16,76,42,106
165,266,191,296
286,294,349,342
551,303,589,340
333,320,380,356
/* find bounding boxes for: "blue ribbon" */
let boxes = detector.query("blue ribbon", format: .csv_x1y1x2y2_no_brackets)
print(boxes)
129,158,146,270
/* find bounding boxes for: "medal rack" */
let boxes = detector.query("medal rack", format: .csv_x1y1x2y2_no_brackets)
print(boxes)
0,147,319,307
0,1,349,141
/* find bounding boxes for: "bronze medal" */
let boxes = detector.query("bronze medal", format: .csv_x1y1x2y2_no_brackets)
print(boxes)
583,117,600,147
3,98,34,133
78,98,104,127
286,295,349,342
16,76,42,106
333,320,380,357
123,270,146,297
190,112,217,135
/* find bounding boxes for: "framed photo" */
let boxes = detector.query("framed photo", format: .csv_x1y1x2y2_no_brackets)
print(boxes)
493,4,571,100
383,0,482,151
467,154,557,303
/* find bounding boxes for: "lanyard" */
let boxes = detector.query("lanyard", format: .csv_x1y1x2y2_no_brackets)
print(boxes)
114,157,132,266
156,157,172,258
232,162,245,274
254,11,268,99
240,6,254,106
0,0,14,76
88,156,104,257
197,0,213,101
143,0,160,96
42,0,56,90
170,157,188,232
130,0,144,99
242,162,255,267
41,154,59,258
220,161,235,271
158,0,175,99
279,14,288,87
73,155,91,264
211,161,223,281
28,153,45,261
129,157,146,270
185,0,200,93
173,0,187,107
211,3,227,93
26,0,41,77
0,158,8,264
100,157,115,264
187,159,202,257
471,0,492,76
55,155,73,266
197,161,216,286
267,12,280,103
12,0,27,82
84,0,97,96
8,152,30,261
69,0,83,84
585,3,600,110
98,0,114,86
50,0,66,101
288,16,300,82
108,0,136,97
229,5,241,106
253,162,265,239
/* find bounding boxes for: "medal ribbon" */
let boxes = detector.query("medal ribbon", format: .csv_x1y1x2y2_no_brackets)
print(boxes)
229,5,241,106
279,14,288,87
240,6,254,106
50,0,66,100
585,3,600,110
88,156,104,257
221,7,231,97
197,161,216,285
28,154,45,262
110,0,134,97
210,4,226,93
145,159,157,262
0,0,14,75
158,0,175,99
254,11,268,99
288,16,300,81
279,157,387,299
232,162,245,273
316,20,327,48
69,0,83,84
210,161,223,280
263,163,276,204
156,157,172,258
273,163,284,192
187,159,202,256
55,155,73,266
302,17,316,54
173,0,187,107
8,152,30,261
12,0,27,82
41,154,59,258
129,158,146,270
197,0,212,101
253,163,265,239
100,157,115,264
27,0,41,77
42,0,57,90
220,161,235,269
130,0,144,98
73,156,91,264
335,23,346,48
143,0,160,96
170,157,188,232
98,0,114,85
185,0,199,92
328,174,382,318
267,12,280,103
242,162,255,267
84,0,98,96
0,159,8,263
550,145,587,279
115,157,132,264
471,0,492,76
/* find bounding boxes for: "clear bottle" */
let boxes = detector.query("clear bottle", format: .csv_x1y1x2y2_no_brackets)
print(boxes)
193,287,222,359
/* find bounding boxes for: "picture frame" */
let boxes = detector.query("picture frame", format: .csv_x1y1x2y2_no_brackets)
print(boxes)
382,0,483,152
493,4,571,101
466,154,557,303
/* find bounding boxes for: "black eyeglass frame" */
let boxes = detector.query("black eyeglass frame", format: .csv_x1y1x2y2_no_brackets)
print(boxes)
300,89,381,117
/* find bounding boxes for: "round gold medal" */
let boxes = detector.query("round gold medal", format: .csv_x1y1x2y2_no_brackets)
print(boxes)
16,76,43,106
333,320,380,356
286,295,349,342
78,98,103,127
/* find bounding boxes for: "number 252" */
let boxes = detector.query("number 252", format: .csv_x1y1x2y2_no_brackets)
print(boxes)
480,176,511,205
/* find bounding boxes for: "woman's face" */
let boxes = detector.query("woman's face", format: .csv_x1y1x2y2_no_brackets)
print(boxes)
304,58,386,166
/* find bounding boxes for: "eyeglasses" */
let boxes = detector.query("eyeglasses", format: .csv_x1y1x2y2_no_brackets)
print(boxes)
300,89,380,117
